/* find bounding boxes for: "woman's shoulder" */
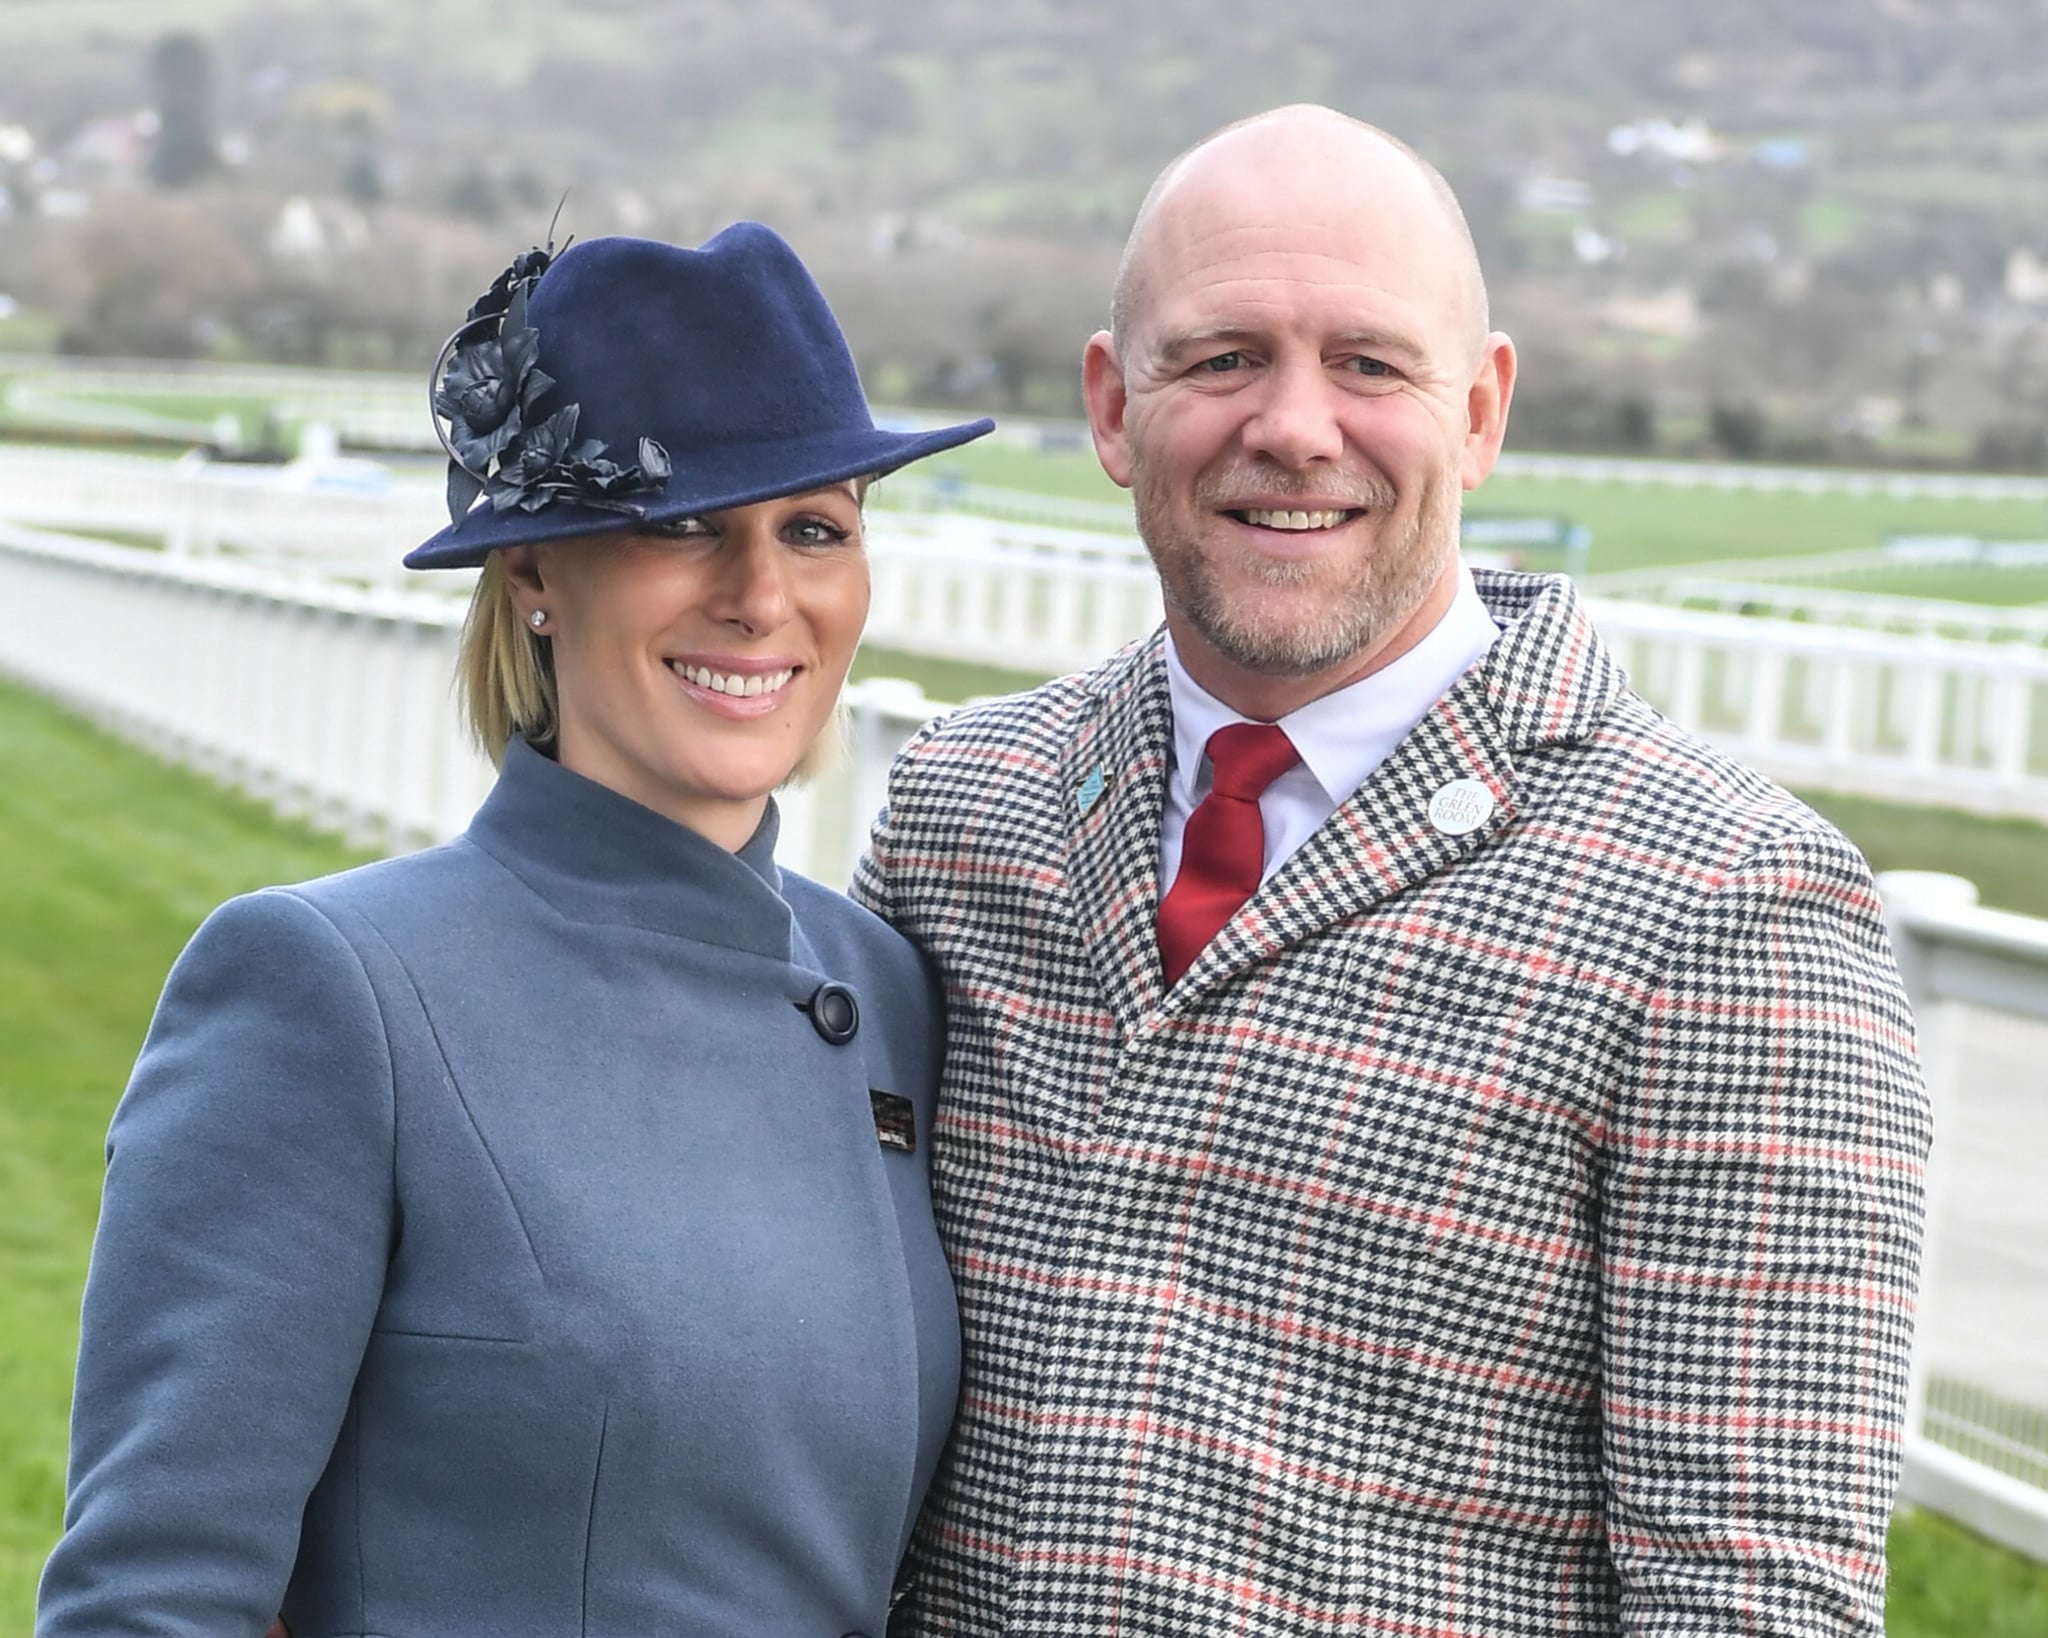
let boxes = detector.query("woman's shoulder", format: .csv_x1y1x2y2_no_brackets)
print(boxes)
232,836,491,928
176,840,501,996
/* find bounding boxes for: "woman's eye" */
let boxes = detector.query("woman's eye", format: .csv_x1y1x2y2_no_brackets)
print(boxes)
1200,351,1244,374
647,516,713,539
787,517,852,546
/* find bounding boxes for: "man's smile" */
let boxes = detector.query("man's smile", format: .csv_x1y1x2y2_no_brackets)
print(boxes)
1231,506,1361,531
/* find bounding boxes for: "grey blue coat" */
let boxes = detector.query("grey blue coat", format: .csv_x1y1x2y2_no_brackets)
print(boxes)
38,739,958,1638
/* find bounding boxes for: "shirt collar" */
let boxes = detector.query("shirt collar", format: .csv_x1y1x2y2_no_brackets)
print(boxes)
1165,558,1502,807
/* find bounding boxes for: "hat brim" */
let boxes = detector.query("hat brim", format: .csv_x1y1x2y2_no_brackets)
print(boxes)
404,415,996,569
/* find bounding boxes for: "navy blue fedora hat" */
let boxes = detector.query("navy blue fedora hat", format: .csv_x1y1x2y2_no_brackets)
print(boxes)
405,223,994,569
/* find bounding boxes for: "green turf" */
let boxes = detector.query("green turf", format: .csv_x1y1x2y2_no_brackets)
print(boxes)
929,439,1131,503
853,643,1051,704
1888,1508,2048,1636
1475,474,2048,578
4,676,2048,1633
0,309,57,353
82,391,275,428
0,679,372,1623
929,444,2048,590
1794,791,2048,919
1793,567,2048,605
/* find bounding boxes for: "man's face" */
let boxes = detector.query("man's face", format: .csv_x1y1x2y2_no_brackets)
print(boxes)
1086,136,1512,709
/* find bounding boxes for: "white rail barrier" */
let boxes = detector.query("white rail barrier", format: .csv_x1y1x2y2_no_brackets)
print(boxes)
1493,452,2048,502
10,510,2048,821
865,517,1163,675
1579,597,2048,821
1880,872,2048,1561
5,520,2045,1561
0,446,450,586
0,523,941,878
871,473,1135,534
1620,579,2048,647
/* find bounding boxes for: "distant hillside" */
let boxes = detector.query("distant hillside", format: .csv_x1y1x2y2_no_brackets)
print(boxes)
2,0,2046,466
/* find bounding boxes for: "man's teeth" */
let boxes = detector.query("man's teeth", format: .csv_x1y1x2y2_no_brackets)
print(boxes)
674,663,794,697
1242,507,1349,531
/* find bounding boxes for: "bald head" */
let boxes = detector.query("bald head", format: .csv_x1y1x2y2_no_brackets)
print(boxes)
1110,106,1489,360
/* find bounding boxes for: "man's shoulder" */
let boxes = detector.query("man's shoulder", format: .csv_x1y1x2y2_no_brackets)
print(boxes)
1567,685,1865,878
1475,569,1858,874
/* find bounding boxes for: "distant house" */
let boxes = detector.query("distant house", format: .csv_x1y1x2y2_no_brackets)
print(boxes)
268,197,370,261
65,111,152,182
1607,118,1724,165
1572,223,1623,265
2006,249,2048,307
1518,176,1592,215
1601,287,1701,340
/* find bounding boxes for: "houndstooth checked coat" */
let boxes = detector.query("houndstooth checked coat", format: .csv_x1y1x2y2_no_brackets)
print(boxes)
853,570,1930,1637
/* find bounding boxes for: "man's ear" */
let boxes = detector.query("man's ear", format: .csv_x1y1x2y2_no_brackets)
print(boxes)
1082,330,1134,490
1460,331,1518,491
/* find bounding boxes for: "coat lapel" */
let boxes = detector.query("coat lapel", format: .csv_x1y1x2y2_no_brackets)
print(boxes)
1059,634,1176,1033
1169,572,1627,999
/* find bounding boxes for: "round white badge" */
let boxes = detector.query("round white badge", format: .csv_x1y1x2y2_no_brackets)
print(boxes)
1428,778,1495,836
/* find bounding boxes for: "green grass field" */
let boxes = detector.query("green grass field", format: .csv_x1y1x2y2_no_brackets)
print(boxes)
0,681,373,1623
1473,476,2048,578
902,440,2048,586
4,675,2048,1630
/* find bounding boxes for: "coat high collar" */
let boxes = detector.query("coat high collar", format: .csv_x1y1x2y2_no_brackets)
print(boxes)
1059,570,1628,1018
464,738,797,962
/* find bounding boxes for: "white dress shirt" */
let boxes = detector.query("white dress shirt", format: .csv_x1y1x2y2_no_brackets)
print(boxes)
1160,560,1502,894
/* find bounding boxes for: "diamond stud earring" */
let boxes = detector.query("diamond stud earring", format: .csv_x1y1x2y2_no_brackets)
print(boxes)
528,609,548,631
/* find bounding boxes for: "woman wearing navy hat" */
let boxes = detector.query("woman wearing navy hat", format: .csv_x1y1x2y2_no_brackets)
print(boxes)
38,226,993,1638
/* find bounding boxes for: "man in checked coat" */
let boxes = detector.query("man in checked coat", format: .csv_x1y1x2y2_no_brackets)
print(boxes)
855,106,1931,1635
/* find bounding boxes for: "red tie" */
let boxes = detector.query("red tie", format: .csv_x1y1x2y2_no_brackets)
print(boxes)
1157,722,1300,985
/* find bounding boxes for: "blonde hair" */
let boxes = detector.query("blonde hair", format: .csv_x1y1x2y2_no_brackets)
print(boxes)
454,509,866,785
458,553,558,764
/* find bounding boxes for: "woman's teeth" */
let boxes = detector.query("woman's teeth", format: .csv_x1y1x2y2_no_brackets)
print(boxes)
1241,507,1350,531
674,664,793,697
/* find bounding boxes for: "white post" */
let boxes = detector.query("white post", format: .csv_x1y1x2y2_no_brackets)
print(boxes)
1744,646,1787,751
1877,869,1978,1445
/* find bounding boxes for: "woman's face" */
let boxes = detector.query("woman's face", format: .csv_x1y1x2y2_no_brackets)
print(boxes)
500,483,869,849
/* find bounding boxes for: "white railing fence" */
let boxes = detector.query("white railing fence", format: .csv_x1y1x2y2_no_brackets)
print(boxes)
5,524,2046,1560
1493,452,2048,502
1880,872,2048,1561
871,472,1135,534
1605,577,2048,646
865,513,1163,674
0,524,943,878
11,517,2048,824
0,445,451,585
1581,596,2048,822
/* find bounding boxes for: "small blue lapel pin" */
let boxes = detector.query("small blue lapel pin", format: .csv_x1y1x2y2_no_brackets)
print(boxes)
1075,765,1109,818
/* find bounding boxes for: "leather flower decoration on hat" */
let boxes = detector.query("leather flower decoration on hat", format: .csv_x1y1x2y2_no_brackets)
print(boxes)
431,235,672,530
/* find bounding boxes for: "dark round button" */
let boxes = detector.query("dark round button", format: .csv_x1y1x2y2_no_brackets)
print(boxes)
805,982,859,1045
